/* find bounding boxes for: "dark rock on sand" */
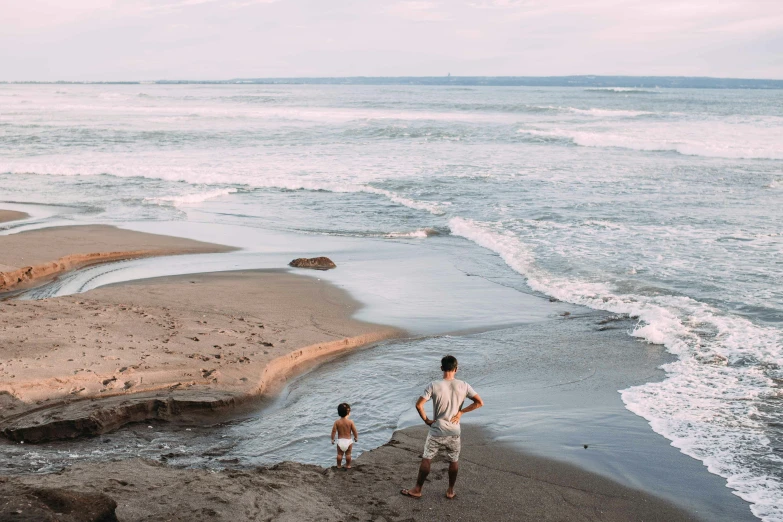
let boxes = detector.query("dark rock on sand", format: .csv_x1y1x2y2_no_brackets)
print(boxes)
288,257,337,270
0,483,118,522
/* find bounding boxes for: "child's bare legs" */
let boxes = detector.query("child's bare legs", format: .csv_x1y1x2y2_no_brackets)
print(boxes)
336,447,344,468
446,461,459,499
345,445,353,469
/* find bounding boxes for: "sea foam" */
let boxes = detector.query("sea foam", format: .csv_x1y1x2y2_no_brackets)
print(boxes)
448,216,783,521
564,107,654,117
146,188,238,206
518,127,783,160
0,162,450,217
384,228,440,239
584,87,660,94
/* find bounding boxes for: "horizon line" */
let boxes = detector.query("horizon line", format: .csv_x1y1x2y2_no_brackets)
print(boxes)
2,74,783,88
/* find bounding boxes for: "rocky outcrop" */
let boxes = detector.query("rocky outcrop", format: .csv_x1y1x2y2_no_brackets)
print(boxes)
0,484,118,522
288,257,336,270
1,392,241,443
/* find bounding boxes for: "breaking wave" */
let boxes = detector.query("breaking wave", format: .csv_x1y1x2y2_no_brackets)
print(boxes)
517,128,783,160
448,216,783,522
584,87,660,94
146,188,238,206
564,107,655,117
384,228,440,239
1,164,450,217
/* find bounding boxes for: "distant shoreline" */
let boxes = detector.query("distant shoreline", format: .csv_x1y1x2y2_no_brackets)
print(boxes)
3,75,783,89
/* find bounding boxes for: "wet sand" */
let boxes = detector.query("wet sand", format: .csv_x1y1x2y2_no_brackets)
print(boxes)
0,224,235,293
1,425,697,521
0,270,401,441
0,210,29,224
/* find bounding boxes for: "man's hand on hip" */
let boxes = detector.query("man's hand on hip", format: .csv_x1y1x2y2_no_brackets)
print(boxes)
450,411,462,424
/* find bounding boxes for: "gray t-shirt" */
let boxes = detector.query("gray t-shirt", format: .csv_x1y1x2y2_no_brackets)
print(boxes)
421,379,477,437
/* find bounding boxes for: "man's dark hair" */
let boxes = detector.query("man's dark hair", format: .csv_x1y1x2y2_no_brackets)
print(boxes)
441,355,458,372
338,403,351,417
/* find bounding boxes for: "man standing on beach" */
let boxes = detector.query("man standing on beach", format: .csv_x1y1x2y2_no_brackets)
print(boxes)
401,355,484,500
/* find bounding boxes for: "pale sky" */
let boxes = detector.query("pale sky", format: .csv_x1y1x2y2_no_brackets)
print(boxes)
1,0,781,81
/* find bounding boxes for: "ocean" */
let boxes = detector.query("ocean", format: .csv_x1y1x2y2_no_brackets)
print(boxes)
1,83,781,520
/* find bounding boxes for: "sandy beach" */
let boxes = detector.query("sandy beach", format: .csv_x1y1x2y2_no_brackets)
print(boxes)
0,220,693,522
0,210,29,224
0,271,400,441
0,218,757,521
0,221,399,439
0,425,697,521
0,225,236,294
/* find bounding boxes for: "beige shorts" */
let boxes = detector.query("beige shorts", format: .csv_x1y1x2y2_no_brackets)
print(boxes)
422,434,461,462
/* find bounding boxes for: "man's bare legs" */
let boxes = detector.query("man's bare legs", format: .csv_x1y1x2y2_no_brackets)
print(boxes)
345,445,353,469
403,459,459,498
446,461,459,499
401,458,431,497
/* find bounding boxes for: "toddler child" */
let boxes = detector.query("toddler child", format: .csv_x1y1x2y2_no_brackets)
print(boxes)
331,402,358,469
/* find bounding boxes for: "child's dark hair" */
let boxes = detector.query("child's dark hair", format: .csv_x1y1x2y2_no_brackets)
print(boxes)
338,403,351,417
441,355,458,372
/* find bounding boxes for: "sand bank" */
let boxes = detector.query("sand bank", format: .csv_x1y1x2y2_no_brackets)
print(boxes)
1,425,696,521
0,270,401,441
0,210,29,224
0,224,235,293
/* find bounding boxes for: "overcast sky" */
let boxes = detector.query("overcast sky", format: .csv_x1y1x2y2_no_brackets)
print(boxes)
1,0,781,81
